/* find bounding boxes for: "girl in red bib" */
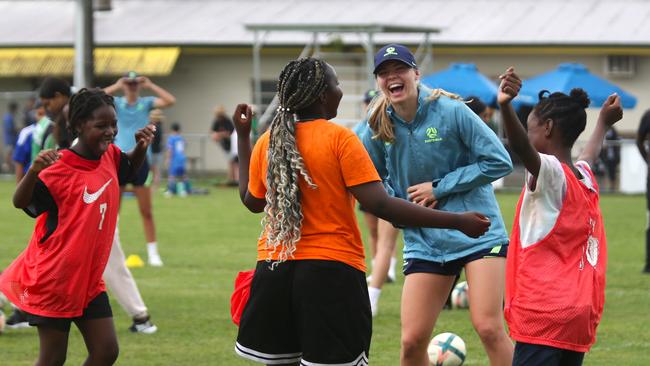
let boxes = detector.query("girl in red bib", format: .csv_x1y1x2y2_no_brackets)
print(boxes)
498,68,622,366
0,88,154,366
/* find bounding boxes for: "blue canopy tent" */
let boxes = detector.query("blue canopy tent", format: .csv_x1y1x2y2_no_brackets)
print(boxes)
421,63,498,106
515,63,637,109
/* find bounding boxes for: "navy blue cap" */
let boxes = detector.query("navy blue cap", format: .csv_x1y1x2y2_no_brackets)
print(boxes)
373,44,417,74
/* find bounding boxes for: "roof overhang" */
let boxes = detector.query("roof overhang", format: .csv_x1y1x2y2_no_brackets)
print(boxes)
0,47,180,77
245,23,442,34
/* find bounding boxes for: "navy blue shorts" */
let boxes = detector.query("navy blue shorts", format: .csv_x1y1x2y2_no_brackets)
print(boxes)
25,292,113,333
122,159,150,187
403,244,508,276
513,342,585,366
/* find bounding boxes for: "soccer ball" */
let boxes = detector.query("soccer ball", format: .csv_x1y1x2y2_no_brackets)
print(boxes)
427,332,467,366
451,281,469,309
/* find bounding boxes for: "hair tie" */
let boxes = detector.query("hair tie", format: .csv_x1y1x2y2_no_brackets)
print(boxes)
276,106,291,113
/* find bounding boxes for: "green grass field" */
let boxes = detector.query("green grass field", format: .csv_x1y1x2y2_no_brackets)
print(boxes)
0,178,649,365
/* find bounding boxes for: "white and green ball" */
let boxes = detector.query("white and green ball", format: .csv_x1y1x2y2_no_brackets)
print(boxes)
427,332,467,366
451,281,469,309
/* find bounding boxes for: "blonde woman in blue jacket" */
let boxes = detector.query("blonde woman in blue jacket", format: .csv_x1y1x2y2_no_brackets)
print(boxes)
359,44,514,366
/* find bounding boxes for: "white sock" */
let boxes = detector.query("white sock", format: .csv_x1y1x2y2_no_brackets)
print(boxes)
388,257,397,280
147,242,159,257
368,286,381,317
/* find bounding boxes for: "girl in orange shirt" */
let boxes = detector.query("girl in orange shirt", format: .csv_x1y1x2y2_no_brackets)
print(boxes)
232,57,491,366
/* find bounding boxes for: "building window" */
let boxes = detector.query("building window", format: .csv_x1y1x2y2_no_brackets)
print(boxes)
605,55,635,78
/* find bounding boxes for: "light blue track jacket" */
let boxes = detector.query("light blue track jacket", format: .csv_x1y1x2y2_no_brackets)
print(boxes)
358,86,513,263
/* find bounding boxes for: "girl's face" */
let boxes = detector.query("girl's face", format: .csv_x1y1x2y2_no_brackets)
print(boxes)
375,60,420,105
526,111,551,153
77,105,118,158
322,63,343,120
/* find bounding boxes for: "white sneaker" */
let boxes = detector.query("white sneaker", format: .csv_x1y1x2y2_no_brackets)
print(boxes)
387,272,396,283
129,316,158,334
367,274,396,284
148,253,164,267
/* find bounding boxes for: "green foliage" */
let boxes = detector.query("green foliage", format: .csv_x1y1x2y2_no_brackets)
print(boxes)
0,179,648,365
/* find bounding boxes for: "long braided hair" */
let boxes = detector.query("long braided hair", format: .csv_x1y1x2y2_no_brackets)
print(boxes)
368,85,462,143
67,87,115,139
263,57,328,268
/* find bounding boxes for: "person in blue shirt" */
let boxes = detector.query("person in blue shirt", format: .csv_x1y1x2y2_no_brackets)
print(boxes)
165,122,189,197
358,44,514,365
3,101,19,173
104,71,176,266
354,89,401,317
12,101,44,183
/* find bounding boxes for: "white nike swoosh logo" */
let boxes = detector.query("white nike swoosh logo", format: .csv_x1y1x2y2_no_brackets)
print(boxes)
83,179,113,204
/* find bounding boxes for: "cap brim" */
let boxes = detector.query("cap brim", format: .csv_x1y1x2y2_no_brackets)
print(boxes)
373,58,416,74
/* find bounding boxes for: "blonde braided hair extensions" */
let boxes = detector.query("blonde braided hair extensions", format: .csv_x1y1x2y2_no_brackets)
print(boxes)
263,57,328,268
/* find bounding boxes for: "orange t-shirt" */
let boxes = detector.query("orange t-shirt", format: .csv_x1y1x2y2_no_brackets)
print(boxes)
249,119,380,272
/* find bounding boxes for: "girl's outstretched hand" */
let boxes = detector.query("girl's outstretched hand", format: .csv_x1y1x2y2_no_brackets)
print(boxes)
497,67,522,105
135,124,156,149
457,212,491,238
599,93,623,127
31,149,62,173
233,104,253,136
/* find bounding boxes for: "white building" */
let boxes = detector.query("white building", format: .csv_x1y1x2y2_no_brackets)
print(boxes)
1,0,649,172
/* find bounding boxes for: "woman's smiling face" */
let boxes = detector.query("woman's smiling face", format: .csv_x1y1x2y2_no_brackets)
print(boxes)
375,60,420,105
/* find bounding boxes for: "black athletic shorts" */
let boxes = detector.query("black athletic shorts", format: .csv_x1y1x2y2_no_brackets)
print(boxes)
235,260,371,365
403,244,508,276
122,158,150,187
25,292,113,332
513,342,585,366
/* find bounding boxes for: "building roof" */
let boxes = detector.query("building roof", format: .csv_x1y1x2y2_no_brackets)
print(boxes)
1,0,650,47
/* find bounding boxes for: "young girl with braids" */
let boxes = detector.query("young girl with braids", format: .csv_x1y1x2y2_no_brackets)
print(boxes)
0,88,154,366
499,68,621,366
232,57,492,366
357,44,514,366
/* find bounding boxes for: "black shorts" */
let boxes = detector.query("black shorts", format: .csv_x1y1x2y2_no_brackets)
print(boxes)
122,159,150,187
25,292,113,332
403,244,508,276
236,260,371,365
513,342,585,366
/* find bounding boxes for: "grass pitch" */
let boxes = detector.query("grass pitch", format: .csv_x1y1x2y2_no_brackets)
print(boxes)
0,178,648,365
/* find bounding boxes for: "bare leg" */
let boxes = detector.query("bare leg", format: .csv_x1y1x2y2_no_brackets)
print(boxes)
465,257,513,366
400,273,456,366
369,219,399,289
35,325,69,366
232,160,240,182
362,212,379,260
151,164,160,191
133,186,156,243
75,317,119,366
